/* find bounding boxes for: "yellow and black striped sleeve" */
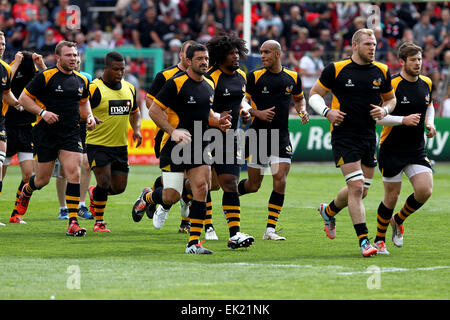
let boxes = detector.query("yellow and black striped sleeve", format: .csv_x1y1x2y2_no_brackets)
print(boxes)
89,82,101,109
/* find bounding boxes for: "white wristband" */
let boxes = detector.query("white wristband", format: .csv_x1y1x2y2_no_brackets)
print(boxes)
383,106,390,117
309,94,330,117
39,109,47,117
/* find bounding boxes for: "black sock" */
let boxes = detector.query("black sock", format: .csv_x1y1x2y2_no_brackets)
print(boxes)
237,179,248,196
394,193,423,225
375,202,393,243
354,223,369,246
223,191,240,237
204,191,213,230
93,186,108,222
188,200,206,247
267,191,284,230
146,187,172,210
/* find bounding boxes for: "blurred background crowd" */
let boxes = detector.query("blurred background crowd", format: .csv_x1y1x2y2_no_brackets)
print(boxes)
0,0,449,116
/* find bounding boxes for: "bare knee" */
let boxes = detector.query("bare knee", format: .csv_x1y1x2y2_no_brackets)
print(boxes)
415,186,432,203
347,181,364,198
163,188,181,204
246,179,262,193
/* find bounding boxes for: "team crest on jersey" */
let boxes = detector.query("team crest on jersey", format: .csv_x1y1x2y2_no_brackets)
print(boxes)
55,85,64,92
285,85,293,94
400,96,410,104
109,99,131,115
262,86,269,94
372,78,382,89
345,79,355,87
223,88,231,96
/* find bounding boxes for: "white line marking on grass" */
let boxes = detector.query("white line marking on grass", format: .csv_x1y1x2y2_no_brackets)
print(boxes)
338,266,450,276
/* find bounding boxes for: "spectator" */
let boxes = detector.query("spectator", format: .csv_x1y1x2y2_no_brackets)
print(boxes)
12,0,39,22
340,45,352,59
7,19,29,52
317,28,335,65
423,46,440,89
256,3,283,39
89,29,109,48
52,0,70,32
343,16,366,44
40,28,57,65
123,0,147,27
156,10,180,48
396,2,420,28
75,32,88,56
200,12,223,39
282,5,309,50
158,0,181,21
383,9,408,48
132,6,164,48
305,12,328,39
374,26,389,62
288,27,313,68
413,12,435,48
385,50,401,75
401,28,414,43
299,43,324,114
164,37,181,67
258,24,281,48
435,7,450,43
26,7,51,50
336,2,358,31
109,27,130,49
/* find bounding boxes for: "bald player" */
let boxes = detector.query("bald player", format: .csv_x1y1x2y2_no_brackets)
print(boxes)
237,40,309,241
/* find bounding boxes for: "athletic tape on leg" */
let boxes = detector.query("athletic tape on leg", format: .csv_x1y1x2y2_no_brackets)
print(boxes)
161,171,184,195
345,170,364,183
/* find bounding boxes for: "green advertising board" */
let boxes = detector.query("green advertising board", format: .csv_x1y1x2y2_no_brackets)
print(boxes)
289,117,450,162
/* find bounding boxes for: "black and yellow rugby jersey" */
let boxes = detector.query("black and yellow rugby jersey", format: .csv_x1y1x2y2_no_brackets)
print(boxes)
4,59,38,125
318,58,393,139
147,64,184,142
24,66,89,130
0,59,12,114
206,66,246,130
147,64,183,100
245,67,303,131
87,78,138,147
153,71,214,149
379,74,432,153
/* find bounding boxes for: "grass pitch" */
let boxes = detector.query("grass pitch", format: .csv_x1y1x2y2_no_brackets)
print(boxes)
0,163,449,300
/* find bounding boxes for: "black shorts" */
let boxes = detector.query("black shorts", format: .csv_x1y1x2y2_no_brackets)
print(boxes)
5,124,34,157
159,139,212,172
378,148,432,178
154,129,163,159
211,136,243,176
87,144,129,173
331,136,377,168
0,116,6,142
33,125,83,163
244,130,292,166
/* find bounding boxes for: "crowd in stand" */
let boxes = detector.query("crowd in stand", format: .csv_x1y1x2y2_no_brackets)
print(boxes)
0,0,449,115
